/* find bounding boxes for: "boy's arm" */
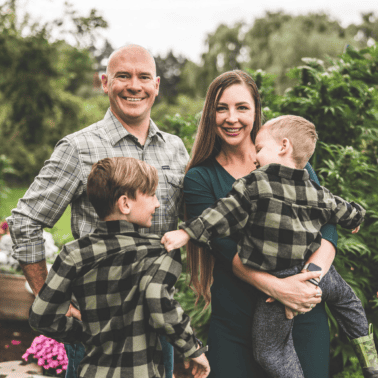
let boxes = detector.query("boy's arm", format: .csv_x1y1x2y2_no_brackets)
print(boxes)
29,248,83,344
328,192,366,229
171,179,251,249
145,251,198,358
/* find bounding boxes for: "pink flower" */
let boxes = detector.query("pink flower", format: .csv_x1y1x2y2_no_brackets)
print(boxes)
23,336,68,372
11,340,21,345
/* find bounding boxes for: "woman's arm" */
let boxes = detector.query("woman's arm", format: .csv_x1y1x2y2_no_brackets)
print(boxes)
232,254,322,315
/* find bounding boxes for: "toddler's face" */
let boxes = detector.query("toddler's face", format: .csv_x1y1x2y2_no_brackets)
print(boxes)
254,128,282,168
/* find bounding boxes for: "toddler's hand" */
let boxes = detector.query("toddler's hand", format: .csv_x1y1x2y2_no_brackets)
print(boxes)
351,225,360,234
161,230,190,252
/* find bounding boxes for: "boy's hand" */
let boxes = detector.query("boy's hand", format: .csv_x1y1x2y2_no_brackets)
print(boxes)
351,225,360,234
184,354,210,378
66,304,82,321
161,230,190,252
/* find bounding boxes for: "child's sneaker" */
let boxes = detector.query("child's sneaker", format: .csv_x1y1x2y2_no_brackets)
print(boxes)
351,324,378,378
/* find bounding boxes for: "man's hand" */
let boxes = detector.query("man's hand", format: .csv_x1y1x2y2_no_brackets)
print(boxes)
183,354,210,378
65,304,82,321
351,225,360,234
161,230,190,252
20,260,48,296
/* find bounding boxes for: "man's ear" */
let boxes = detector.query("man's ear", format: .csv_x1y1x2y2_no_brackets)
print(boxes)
117,195,131,215
155,76,160,95
101,74,109,94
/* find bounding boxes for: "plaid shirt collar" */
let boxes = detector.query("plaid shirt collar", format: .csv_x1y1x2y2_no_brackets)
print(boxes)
96,220,160,241
103,109,165,146
259,163,310,181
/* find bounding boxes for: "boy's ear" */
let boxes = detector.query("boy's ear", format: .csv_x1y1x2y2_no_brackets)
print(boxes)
117,195,132,215
279,138,292,156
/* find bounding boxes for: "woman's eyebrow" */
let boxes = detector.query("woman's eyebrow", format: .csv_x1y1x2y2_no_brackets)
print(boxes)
217,101,250,106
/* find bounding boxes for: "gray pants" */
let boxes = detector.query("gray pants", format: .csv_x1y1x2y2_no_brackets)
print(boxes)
252,264,369,378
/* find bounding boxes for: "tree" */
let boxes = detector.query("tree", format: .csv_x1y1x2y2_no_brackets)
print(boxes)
0,0,109,182
155,51,187,104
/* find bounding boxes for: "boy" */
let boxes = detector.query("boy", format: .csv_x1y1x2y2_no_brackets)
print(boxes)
29,157,210,378
162,116,378,378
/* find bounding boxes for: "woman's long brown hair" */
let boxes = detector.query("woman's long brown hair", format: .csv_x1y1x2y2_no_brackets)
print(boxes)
185,70,262,307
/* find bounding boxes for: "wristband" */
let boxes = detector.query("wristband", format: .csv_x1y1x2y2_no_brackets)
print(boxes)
187,337,208,358
303,263,322,286
189,345,209,358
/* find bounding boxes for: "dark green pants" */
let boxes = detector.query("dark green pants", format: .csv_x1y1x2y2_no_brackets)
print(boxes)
206,302,330,378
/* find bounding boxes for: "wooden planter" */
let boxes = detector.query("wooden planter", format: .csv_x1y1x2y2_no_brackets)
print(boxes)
0,272,35,320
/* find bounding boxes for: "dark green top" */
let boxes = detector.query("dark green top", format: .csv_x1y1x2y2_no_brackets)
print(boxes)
184,158,337,377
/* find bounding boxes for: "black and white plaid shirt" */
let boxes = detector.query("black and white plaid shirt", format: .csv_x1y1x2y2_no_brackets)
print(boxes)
29,220,197,378
181,164,365,272
8,109,189,263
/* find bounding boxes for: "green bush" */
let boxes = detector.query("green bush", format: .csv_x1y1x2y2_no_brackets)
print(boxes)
174,45,378,373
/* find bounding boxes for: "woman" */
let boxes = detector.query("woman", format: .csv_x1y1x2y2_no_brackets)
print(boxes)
184,70,338,377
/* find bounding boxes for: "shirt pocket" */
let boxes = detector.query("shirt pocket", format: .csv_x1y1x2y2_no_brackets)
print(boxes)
161,171,184,217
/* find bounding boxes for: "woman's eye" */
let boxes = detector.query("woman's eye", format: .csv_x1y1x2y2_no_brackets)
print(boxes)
239,106,249,110
216,106,226,112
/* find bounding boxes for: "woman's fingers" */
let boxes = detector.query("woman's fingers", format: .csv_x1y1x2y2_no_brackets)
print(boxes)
299,270,323,282
273,273,323,312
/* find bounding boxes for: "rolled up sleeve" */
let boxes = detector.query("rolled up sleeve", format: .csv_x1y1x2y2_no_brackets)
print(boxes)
7,140,83,264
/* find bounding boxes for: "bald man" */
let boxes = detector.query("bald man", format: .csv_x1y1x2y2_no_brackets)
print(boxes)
8,45,189,378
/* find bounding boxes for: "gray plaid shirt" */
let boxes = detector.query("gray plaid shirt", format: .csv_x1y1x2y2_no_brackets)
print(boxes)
8,109,189,263
181,163,365,272
29,220,197,378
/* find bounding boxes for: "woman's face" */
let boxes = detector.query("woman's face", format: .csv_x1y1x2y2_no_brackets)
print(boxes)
215,84,256,148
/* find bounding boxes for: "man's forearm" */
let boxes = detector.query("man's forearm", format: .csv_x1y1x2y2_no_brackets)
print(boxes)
20,260,48,296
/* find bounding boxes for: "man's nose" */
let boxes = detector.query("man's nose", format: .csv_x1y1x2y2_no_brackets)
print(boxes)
127,76,142,92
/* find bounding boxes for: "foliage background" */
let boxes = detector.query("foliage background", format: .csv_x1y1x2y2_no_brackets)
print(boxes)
0,1,377,376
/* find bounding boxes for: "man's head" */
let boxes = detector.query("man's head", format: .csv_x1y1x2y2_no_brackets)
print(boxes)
255,115,318,169
101,45,160,128
87,157,160,227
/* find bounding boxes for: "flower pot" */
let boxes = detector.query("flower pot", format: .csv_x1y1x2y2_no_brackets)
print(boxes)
0,272,35,320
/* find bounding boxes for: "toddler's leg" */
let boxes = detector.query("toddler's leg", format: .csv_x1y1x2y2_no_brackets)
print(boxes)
319,266,378,377
319,265,368,338
252,295,304,378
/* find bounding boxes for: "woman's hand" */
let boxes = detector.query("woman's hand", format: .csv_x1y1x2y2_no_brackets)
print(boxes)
269,271,323,313
161,230,190,252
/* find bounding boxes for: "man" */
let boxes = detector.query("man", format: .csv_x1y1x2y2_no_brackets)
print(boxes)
8,44,189,378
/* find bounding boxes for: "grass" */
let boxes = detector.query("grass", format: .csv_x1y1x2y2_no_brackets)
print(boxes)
332,357,364,377
1,187,74,250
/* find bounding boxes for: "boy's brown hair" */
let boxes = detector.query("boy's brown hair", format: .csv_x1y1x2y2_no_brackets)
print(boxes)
87,157,159,220
263,115,318,168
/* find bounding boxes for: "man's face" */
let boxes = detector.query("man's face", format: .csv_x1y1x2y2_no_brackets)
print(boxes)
101,49,160,127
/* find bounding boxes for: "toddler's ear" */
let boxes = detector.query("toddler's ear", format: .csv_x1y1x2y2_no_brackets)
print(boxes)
279,138,293,156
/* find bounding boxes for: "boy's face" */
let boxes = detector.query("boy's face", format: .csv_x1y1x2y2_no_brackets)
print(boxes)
128,190,160,228
254,128,282,168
